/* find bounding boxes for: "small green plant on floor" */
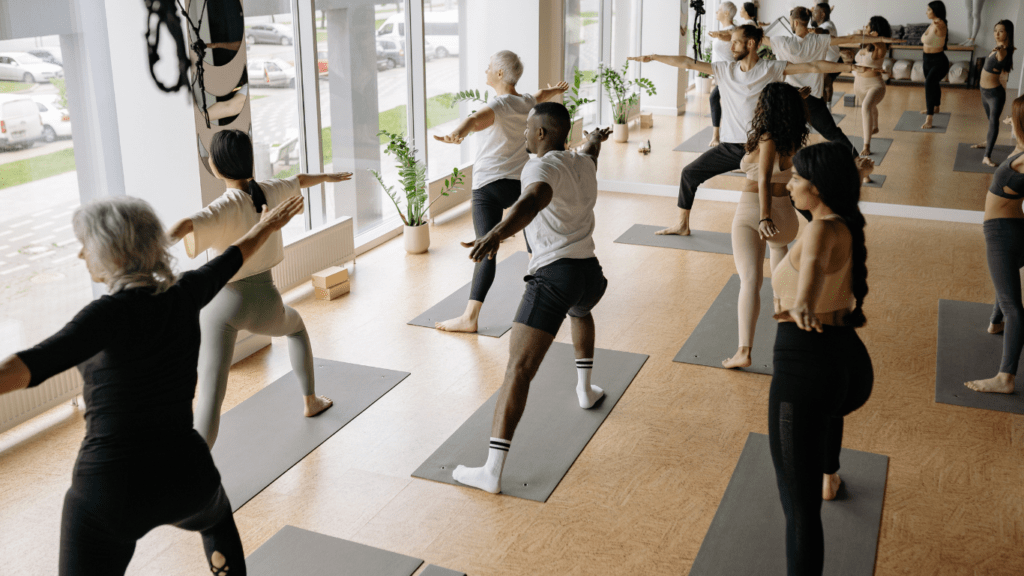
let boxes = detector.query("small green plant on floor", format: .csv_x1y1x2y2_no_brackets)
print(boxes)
597,61,656,125
564,66,595,146
371,131,465,227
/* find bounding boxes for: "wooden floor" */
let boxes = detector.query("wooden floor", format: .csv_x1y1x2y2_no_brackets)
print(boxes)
1,84,1023,575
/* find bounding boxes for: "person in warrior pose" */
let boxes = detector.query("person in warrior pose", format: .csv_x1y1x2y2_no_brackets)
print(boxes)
854,17,895,160
961,0,988,47
708,2,739,148
921,1,950,129
451,103,611,494
966,97,1024,394
432,50,569,333
0,194,305,575
629,25,861,236
167,129,350,447
737,2,761,27
811,3,842,108
770,141,874,576
970,21,1015,167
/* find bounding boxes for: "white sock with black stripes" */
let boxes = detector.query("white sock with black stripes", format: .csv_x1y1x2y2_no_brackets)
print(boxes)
575,358,604,409
452,437,509,494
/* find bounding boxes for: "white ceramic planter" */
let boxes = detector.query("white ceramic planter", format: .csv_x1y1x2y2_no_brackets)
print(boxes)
404,223,430,254
613,123,629,143
697,77,713,95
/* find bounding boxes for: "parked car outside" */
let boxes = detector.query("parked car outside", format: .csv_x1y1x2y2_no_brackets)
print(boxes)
0,95,44,149
31,95,71,142
376,40,402,69
0,52,63,83
247,58,296,88
245,23,293,45
26,47,62,67
317,50,328,77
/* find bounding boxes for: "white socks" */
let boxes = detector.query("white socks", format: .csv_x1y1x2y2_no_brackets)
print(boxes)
575,358,604,409
452,437,509,494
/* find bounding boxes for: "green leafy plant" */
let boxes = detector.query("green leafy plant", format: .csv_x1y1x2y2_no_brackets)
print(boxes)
443,89,489,108
371,131,465,227
564,66,595,146
697,46,714,78
596,61,657,125
758,45,776,61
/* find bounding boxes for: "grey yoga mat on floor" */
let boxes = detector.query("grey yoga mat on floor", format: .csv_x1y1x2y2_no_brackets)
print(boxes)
674,127,716,152
212,360,411,511
861,174,886,188
894,111,950,133
809,114,846,135
247,525,423,576
421,566,467,576
847,136,893,166
408,251,529,338
674,274,776,375
412,343,648,502
935,299,1024,414
689,433,888,576
614,224,767,258
952,143,1016,174
830,91,846,108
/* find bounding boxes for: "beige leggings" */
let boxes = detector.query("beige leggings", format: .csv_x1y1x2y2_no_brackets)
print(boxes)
855,74,886,149
731,192,799,347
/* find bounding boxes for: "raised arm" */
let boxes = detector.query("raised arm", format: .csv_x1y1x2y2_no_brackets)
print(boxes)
297,172,353,188
784,60,853,76
830,33,902,46
232,195,305,262
434,105,496,144
628,55,713,76
167,218,194,245
578,127,612,167
534,81,570,103
709,29,733,40
464,181,553,262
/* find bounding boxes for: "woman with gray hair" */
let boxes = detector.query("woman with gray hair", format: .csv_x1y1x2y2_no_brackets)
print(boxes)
432,50,570,333
708,2,739,148
0,194,305,575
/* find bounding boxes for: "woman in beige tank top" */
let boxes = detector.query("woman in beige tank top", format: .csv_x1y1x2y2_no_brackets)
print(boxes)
854,17,893,161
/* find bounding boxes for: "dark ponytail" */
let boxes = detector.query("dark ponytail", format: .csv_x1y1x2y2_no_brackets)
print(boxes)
210,129,267,213
928,1,949,50
792,141,869,328
743,2,758,22
997,20,1015,72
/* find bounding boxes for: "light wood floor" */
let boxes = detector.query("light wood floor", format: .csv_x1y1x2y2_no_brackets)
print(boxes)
600,82,1021,213
2,93,1024,575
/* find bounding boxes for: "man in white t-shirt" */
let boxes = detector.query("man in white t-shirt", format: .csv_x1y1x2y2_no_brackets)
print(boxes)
451,102,612,495
630,25,855,236
811,3,842,106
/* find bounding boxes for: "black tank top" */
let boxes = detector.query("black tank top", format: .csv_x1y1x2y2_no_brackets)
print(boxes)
984,50,1013,74
989,152,1024,198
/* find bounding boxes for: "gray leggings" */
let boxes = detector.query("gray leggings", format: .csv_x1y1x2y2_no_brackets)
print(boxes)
194,270,315,447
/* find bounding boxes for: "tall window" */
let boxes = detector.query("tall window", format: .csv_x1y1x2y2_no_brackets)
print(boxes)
424,1,468,181
564,0,602,129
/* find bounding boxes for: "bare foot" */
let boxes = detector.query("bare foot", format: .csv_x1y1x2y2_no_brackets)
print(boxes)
655,222,690,236
965,373,1015,394
989,322,1004,334
435,315,478,333
722,347,752,369
708,139,720,148
823,473,841,501
862,176,873,184
982,157,998,167
921,119,934,130
970,142,987,149
304,394,334,417
860,147,872,157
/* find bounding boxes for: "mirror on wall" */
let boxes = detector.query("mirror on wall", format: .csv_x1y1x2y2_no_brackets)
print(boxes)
188,0,245,65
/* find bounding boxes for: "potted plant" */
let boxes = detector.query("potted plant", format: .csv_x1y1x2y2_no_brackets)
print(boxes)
696,46,714,95
597,61,656,143
564,66,595,148
371,130,465,254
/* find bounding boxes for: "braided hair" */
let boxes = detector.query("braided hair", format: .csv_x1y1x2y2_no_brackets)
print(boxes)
928,1,949,50
210,130,268,213
792,142,869,328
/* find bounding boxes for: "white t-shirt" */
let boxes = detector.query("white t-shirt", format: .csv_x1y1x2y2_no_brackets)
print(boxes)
473,93,537,190
186,176,300,282
712,26,735,63
818,21,841,62
519,150,598,275
770,33,832,99
711,59,789,144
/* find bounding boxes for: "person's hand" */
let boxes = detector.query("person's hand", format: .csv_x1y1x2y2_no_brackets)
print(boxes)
433,132,465,144
546,81,570,93
258,195,305,232
584,127,613,142
758,218,779,240
855,156,875,179
851,64,880,74
628,55,655,63
323,172,353,183
787,303,823,332
798,86,812,99
1004,116,1013,126
463,232,501,262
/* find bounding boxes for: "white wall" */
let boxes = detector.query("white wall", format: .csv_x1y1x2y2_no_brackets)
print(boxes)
465,2,542,92
641,0,689,115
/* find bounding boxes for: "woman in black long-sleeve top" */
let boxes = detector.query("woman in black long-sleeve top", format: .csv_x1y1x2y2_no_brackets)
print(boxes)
0,194,305,576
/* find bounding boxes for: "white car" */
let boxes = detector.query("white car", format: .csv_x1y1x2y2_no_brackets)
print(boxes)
0,52,64,83
31,95,71,142
247,58,296,88
0,95,44,149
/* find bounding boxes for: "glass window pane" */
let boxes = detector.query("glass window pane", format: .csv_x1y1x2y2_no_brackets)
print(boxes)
564,0,601,128
424,2,466,182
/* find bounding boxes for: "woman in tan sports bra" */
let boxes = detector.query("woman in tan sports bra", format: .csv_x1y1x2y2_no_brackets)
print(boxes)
921,1,950,129
854,17,893,160
722,82,804,369
768,141,874,575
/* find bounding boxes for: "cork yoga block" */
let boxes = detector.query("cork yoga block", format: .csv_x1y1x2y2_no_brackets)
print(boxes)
315,281,350,301
311,266,349,290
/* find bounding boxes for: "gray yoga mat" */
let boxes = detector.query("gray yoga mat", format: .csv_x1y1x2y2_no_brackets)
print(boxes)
689,432,889,576
408,251,529,338
861,174,887,189
894,111,950,133
847,136,893,166
935,299,1024,414
809,114,846,135
674,274,776,375
952,143,1016,174
421,566,467,576
830,91,846,108
212,360,411,511
412,343,648,502
674,127,716,152
614,224,770,258
247,525,423,576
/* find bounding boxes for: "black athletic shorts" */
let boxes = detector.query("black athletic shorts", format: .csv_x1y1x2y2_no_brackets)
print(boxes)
513,257,607,336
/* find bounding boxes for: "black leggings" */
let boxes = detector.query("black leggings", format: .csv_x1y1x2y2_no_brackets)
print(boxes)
710,86,722,128
470,179,529,302
981,86,1007,159
769,323,873,576
985,218,1024,374
923,52,949,116
59,438,245,575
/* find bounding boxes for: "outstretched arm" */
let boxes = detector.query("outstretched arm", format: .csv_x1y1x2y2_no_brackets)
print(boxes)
434,105,496,144
0,355,30,395
709,30,732,40
628,54,713,76
784,60,854,76
167,218,194,244
831,33,902,46
463,181,553,262
297,172,353,188
578,127,613,167
534,81,570,103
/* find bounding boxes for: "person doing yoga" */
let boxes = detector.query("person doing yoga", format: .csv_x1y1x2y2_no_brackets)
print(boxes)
966,96,1024,395
970,21,1015,167
921,1,949,130
0,194,305,576
737,1,762,27
723,82,806,370
961,0,988,47
811,3,842,108
451,103,611,494
708,2,740,148
630,25,862,237
771,141,874,576
854,17,894,160
168,130,350,447
432,50,569,333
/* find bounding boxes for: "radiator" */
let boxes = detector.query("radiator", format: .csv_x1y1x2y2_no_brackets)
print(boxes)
428,164,473,221
0,367,83,434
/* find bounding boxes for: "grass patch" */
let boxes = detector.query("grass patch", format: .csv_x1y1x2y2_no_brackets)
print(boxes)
583,17,598,27
316,30,327,42
251,95,269,101
0,148,76,190
0,81,31,94
580,10,598,18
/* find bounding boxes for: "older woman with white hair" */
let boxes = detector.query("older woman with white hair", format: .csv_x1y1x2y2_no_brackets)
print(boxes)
709,2,739,148
432,50,569,333
0,194,304,575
